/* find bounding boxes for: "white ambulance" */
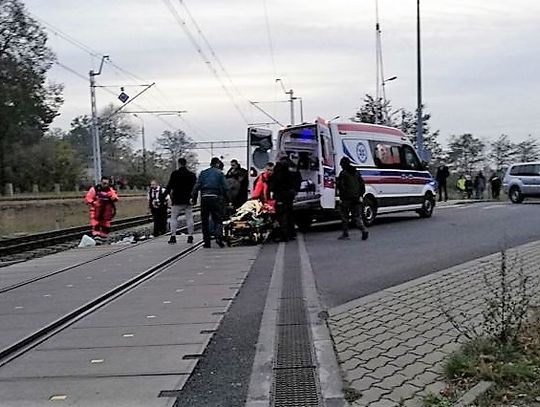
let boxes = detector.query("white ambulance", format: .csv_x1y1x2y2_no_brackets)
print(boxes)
247,118,437,229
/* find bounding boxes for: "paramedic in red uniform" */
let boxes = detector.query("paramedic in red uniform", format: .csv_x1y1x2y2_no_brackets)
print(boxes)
252,162,275,207
85,176,119,242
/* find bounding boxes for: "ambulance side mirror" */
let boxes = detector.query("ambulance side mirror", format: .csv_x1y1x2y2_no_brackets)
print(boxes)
421,160,429,171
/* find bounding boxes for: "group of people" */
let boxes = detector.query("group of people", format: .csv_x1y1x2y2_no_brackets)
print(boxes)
85,154,371,246
435,164,502,201
152,157,247,248
455,172,501,200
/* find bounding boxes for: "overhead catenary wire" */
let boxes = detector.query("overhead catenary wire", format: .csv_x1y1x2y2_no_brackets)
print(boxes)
262,0,277,78
31,12,189,134
177,0,250,103
162,0,251,124
177,0,284,126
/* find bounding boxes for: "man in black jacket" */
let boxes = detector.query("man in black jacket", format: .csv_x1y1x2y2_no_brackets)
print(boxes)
436,165,450,202
337,157,368,241
269,156,300,242
165,158,197,244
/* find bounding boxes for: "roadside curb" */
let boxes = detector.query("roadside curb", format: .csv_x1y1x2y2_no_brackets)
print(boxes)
299,235,349,407
245,243,285,407
452,381,493,407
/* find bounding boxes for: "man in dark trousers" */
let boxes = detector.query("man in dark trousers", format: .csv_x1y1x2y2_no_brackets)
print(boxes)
225,159,248,209
269,156,299,242
148,179,169,237
191,157,229,248
436,164,450,202
489,172,502,200
165,158,197,244
337,157,369,241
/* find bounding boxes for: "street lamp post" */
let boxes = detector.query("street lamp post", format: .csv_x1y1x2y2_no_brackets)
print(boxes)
381,76,397,124
132,114,146,177
416,0,425,160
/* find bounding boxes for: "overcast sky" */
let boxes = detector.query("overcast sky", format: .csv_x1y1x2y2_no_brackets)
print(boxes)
23,0,540,164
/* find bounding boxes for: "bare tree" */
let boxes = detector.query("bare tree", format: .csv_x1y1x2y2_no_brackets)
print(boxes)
447,134,485,174
514,135,540,163
154,130,198,170
489,134,515,171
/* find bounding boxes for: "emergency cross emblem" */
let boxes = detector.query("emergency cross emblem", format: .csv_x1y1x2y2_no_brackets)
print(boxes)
356,142,368,163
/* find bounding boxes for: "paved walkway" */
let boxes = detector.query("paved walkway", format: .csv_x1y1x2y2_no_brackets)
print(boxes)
328,240,540,407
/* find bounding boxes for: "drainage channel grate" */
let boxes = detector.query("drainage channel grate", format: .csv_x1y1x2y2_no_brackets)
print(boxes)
272,243,321,406
278,298,307,325
273,368,320,407
275,325,314,369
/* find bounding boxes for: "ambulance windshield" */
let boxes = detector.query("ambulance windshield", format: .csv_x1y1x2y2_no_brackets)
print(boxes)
280,125,317,144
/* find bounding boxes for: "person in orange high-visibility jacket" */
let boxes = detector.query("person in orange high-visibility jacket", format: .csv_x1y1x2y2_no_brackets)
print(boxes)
84,176,119,241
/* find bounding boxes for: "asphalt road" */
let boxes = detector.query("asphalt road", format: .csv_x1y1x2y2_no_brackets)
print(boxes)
304,201,540,309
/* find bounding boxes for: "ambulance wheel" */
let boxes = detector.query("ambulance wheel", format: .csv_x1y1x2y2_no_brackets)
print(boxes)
295,214,313,232
418,193,435,218
362,197,377,227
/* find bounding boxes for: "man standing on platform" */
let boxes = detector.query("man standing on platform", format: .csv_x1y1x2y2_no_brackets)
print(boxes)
191,157,229,248
148,180,169,237
165,158,197,244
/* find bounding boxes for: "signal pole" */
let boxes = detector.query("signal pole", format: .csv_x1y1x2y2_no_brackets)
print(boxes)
89,56,109,183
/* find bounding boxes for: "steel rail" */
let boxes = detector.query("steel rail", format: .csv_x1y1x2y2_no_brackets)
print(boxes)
0,240,203,367
1,207,202,258
0,220,203,294
0,215,152,257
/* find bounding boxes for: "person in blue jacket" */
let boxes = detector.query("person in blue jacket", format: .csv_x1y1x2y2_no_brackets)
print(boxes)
191,157,229,248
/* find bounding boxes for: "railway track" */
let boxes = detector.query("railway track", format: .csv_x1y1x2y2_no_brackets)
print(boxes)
0,215,153,258
0,240,203,367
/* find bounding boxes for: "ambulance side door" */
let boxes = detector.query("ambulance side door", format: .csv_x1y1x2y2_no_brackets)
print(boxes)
247,127,273,195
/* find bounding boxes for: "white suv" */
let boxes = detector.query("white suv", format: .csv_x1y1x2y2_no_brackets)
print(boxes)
503,162,540,203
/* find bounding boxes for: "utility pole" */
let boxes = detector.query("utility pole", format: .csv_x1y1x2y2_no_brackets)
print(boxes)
89,56,109,183
132,114,147,177
276,79,296,125
286,88,295,125
416,0,425,160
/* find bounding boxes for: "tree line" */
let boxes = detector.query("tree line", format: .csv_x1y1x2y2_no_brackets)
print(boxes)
0,0,196,193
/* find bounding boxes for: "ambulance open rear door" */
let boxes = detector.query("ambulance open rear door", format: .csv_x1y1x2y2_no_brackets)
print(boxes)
246,127,273,195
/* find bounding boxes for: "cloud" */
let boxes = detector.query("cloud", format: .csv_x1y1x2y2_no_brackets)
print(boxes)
25,0,540,151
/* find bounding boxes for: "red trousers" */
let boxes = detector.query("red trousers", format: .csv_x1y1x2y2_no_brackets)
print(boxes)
89,204,115,238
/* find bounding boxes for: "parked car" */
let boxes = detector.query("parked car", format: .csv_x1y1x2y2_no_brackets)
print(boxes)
503,162,540,203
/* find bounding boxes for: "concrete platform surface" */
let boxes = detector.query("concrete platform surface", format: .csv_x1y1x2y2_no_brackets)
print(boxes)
0,235,260,407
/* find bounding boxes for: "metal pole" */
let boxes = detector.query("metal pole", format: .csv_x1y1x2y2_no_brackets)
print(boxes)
89,71,101,183
298,97,304,123
89,56,108,183
416,0,425,160
133,114,147,177
141,122,146,177
288,89,295,125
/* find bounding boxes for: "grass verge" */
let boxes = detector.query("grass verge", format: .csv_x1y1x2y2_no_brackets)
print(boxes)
424,311,540,406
